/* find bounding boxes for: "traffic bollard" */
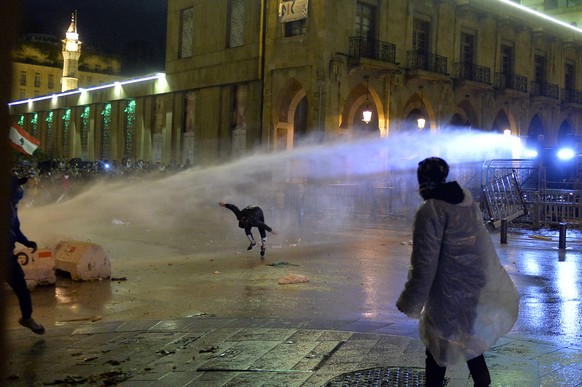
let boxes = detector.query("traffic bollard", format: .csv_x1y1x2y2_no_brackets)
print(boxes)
500,219,508,244
559,222,567,250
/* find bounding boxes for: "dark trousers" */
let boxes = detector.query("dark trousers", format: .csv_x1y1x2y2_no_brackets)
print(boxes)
244,209,267,240
426,349,491,387
6,256,33,320
245,226,267,239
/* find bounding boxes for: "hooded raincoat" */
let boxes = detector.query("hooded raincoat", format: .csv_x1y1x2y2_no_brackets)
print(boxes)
397,183,519,367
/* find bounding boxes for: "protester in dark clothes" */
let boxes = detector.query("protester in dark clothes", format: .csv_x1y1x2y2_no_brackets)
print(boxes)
6,176,45,334
396,157,519,387
219,202,277,257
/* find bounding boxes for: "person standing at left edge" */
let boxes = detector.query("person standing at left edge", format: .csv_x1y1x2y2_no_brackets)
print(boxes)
219,202,277,257
6,176,45,334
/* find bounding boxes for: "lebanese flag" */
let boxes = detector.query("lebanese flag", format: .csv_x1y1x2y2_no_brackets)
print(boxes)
9,123,40,156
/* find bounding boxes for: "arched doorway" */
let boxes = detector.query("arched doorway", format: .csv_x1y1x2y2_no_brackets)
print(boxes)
526,114,545,154
492,109,511,134
339,79,385,138
353,102,379,137
403,108,425,132
557,120,574,145
450,100,476,130
293,96,308,145
273,78,308,151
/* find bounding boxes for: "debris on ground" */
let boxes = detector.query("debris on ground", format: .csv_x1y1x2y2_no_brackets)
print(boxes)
268,261,299,267
529,235,552,241
278,274,309,285
44,370,131,385
57,315,103,323
199,346,219,353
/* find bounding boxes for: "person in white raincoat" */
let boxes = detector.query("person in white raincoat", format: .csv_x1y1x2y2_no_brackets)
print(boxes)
396,157,519,387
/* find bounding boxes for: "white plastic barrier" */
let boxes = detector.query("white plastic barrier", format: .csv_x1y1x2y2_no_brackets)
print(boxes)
54,241,111,281
14,248,56,286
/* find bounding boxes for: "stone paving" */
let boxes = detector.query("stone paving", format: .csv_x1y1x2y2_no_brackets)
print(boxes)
5,316,582,386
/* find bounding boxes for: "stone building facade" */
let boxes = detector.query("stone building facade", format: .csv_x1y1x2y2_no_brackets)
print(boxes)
522,0,582,27
11,34,123,101
8,0,582,168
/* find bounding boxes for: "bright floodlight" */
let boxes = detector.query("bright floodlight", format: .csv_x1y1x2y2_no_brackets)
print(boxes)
557,147,575,160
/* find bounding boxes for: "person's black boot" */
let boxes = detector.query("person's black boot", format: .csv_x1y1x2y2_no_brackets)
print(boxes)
19,318,45,335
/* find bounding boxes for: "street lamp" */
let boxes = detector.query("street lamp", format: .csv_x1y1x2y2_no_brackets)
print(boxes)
362,76,372,124
417,85,426,129
362,106,372,124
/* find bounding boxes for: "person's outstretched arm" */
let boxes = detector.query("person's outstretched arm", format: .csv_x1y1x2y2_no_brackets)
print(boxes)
219,202,241,218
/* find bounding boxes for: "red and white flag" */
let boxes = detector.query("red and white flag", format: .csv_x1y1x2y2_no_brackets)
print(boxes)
9,123,40,156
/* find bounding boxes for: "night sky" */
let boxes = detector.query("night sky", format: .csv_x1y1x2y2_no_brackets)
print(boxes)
20,0,168,74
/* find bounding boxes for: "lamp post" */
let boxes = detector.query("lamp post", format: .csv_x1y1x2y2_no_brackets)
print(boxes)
417,85,426,129
362,106,372,124
362,75,372,124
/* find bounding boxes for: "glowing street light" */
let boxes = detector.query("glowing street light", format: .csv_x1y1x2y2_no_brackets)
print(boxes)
362,106,372,124
362,75,372,124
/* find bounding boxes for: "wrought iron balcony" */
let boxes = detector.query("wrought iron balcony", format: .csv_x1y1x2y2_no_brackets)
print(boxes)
562,88,582,104
494,72,528,93
530,81,559,99
454,62,491,84
406,50,448,75
349,36,396,64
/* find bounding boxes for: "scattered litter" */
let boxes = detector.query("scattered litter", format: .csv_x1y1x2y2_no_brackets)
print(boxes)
529,235,552,241
187,312,216,317
45,370,131,386
57,315,103,323
268,261,299,267
111,219,127,225
214,271,220,274
278,274,309,285
156,349,175,356
199,346,219,353
400,240,413,246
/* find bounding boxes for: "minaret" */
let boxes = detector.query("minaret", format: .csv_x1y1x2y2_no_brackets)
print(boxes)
61,12,82,92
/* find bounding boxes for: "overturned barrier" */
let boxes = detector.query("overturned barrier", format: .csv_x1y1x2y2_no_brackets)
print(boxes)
54,240,111,281
15,248,56,286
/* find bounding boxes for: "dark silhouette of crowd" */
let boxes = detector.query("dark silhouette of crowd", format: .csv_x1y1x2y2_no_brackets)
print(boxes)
13,157,192,207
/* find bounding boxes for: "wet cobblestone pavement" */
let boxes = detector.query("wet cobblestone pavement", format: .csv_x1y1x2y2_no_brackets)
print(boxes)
4,207,582,386
5,316,582,386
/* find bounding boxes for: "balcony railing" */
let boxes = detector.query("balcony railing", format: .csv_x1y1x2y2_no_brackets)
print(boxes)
454,62,491,84
349,36,397,64
562,88,582,104
531,81,559,99
495,72,528,92
406,50,448,75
